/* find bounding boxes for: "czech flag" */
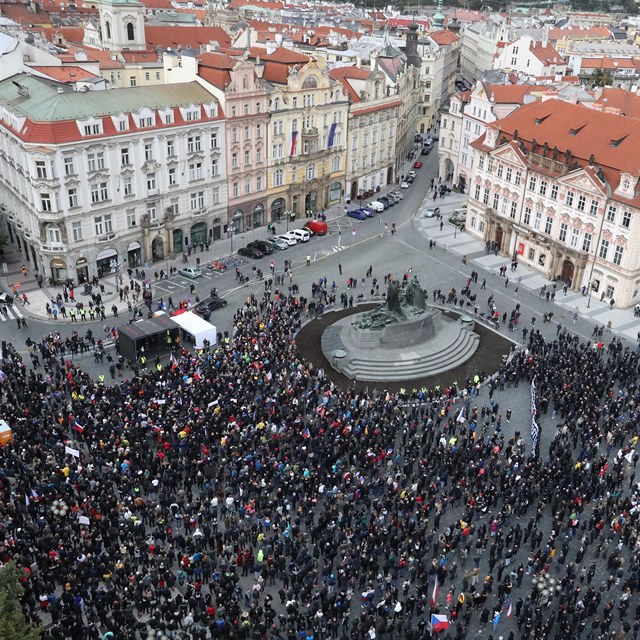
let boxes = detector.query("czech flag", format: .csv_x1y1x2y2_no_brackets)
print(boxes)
193,367,202,382
74,420,84,433
431,614,449,632
505,602,513,618
289,131,298,156
170,353,178,369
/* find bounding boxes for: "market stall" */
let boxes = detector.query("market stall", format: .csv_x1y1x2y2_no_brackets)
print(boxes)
169,311,217,349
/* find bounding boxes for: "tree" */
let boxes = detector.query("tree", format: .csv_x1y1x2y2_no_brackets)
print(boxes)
589,69,613,87
0,562,42,640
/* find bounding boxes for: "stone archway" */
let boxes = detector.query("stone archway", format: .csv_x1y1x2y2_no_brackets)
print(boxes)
151,236,164,262
350,181,358,201
561,259,575,284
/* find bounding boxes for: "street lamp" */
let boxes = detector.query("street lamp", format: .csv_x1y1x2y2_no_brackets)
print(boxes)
229,225,235,255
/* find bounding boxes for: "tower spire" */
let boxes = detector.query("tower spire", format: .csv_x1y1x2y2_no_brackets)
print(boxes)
432,0,445,30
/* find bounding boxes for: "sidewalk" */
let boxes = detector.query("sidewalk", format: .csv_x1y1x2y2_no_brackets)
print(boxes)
413,198,640,344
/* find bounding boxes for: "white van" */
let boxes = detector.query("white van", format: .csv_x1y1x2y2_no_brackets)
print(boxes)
289,228,311,242
367,201,385,213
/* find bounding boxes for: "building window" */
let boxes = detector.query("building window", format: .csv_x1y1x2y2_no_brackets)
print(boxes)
550,185,558,200
210,131,219,148
493,193,500,210
598,238,609,259
544,216,552,234
256,124,262,139
185,110,199,122
94,214,113,236
188,162,203,181
244,125,250,141
245,179,251,194
256,147,262,163
505,167,512,182
577,195,586,211
232,153,239,169
534,211,542,231
163,112,173,125
487,158,493,173
570,228,579,248
130,77,137,87
482,188,489,205
168,167,177,186
274,169,284,187
166,140,175,157
144,143,153,161
91,182,108,203
612,246,623,266
232,182,239,198
41,193,52,211
35,160,48,179
474,184,481,201
212,187,220,205
146,173,156,192
83,123,101,136
68,188,78,208
559,222,567,242
87,152,105,172
514,171,521,186
621,211,631,228
605,204,616,222
191,191,205,210
244,150,251,166
72,221,83,242
589,200,598,216
566,191,574,207
306,164,315,181
528,247,535,261
187,136,201,153
47,226,61,245
528,176,537,191
256,175,263,191
497,164,503,179
582,233,591,252
127,210,136,228
64,157,75,176
605,284,615,299
121,148,130,165
478,156,485,170
212,158,219,176
126,22,135,41
332,156,340,172
147,202,157,222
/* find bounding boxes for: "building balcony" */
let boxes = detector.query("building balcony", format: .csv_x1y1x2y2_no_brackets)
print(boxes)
302,127,318,137
41,243,67,254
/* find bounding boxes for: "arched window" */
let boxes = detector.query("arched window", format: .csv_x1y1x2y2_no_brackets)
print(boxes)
105,21,112,40
126,22,135,41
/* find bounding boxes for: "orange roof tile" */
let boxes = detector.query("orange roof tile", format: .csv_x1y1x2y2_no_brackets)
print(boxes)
529,42,565,65
429,29,459,46
487,84,540,104
548,26,612,41
0,3,51,26
29,65,99,83
580,57,637,69
121,50,161,63
592,88,640,120
145,26,231,51
41,26,85,44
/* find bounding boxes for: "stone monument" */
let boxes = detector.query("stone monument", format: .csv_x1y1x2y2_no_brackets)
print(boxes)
321,277,479,381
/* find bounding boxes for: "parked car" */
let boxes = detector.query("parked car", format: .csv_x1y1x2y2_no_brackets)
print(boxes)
347,209,369,221
0,292,14,305
421,145,432,156
289,229,311,242
413,160,423,169
378,197,392,208
400,181,410,189
276,234,297,246
179,266,203,279
367,201,385,213
195,296,228,315
247,240,274,255
304,219,328,235
424,207,441,218
408,170,417,179
266,237,289,250
389,190,403,200
238,246,264,259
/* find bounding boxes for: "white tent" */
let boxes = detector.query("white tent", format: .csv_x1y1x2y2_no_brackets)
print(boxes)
170,311,217,349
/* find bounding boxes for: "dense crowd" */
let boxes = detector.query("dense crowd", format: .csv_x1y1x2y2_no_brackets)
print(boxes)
0,279,639,640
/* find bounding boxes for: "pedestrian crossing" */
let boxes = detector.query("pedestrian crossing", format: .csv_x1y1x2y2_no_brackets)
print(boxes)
0,303,24,322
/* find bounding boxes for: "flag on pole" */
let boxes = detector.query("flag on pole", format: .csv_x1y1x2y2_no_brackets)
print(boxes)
170,353,178,369
193,367,201,382
431,578,439,606
327,122,337,148
74,420,84,433
505,602,512,618
430,614,449,632
289,131,298,156
457,408,466,423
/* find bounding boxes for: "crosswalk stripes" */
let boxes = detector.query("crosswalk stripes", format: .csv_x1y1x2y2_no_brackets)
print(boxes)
0,304,24,322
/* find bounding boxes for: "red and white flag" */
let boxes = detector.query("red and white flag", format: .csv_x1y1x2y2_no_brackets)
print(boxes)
431,578,439,606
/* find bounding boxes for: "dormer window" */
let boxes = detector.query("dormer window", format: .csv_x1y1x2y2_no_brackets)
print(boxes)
622,177,630,190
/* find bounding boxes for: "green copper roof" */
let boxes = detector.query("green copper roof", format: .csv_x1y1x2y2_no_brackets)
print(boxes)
0,74,216,121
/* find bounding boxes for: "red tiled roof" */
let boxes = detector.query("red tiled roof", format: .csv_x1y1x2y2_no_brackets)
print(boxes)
529,42,565,65
145,26,231,51
580,57,637,70
29,65,99,83
228,0,284,8
487,84,539,104
196,52,239,88
41,26,85,44
429,29,459,45
592,88,640,120
121,50,160,63
548,26,612,41
67,47,124,70
0,3,51,25
352,99,402,117
477,99,640,204
328,66,370,101
262,47,309,64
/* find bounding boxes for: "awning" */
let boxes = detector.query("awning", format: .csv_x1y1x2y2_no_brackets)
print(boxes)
96,248,117,261
50,258,67,268
127,241,141,251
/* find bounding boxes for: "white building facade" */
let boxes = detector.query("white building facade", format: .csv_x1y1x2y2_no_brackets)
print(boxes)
0,74,227,284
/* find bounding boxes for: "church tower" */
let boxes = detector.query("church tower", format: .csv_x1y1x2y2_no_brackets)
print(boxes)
405,22,422,69
99,0,146,51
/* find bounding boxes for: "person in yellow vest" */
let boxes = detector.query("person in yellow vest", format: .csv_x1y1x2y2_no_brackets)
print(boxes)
98,374,106,383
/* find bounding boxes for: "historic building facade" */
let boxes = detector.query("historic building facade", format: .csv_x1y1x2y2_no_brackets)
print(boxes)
0,74,227,283
466,99,640,309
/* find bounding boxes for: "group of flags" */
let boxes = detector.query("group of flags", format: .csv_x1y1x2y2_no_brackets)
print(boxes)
430,578,513,633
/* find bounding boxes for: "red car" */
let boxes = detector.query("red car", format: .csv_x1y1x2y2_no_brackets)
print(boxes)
304,219,328,235
414,160,423,169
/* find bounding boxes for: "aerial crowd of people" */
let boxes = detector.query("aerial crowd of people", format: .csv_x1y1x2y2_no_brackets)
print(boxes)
0,272,639,640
